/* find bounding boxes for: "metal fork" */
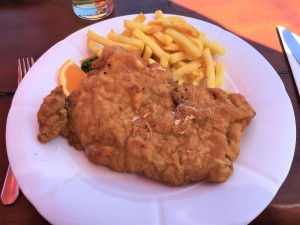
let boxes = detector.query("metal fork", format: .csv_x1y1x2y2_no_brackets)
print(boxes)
1,57,34,205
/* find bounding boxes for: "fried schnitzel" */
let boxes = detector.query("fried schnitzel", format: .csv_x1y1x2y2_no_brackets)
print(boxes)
37,86,67,143
37,46,255,186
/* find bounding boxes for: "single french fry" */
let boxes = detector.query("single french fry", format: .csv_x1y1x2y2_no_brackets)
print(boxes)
162,21,199,38
189,68,205,85
215,61,224,87
107,29,144,51
160,53,169,67
147,20,161,26
143,46,152,62
198,31,206,38
163,43,181,52
155,10,164,19
121,13,146,37
177,79,184,86
87,40,103,56
145,25,163,34
178,76,189,86
149,35,163,47
148,58,156,64
133,28,169,60
88,30,139,52
147,16,186,26
199,37,225,56
124,20,151,33
164,28,201,59
152,32,173,45
169,52,191,64
187,35,203,52
163,16,186,22
173,60,186,69
172,59,202,81
203,48,215,88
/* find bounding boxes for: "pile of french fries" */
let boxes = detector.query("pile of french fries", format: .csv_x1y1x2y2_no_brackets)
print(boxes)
86,10,225,88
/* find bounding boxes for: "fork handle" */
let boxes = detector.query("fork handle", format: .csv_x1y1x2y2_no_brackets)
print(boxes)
1,165,19,205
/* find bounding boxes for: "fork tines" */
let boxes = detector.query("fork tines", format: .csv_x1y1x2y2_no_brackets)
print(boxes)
18,57,34,83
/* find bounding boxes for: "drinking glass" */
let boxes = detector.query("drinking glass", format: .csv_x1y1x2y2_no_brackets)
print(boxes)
72,0,114,20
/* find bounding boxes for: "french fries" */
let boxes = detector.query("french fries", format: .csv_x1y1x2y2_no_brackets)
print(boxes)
132,28,168,61
87,40,103,56
215,61,224,87
155,10,164,19
172,59,202,81
203,48,215,88
124,20,151,33
170,52,191,64
86,10,226,88
107,29,144,51
164,28,201,59
162,21,199,38
143,46,152,62
121,13,146,37
146,25,163,34
199,37,225,56
163,43,181,52
152,32,173,45
88,30,139,52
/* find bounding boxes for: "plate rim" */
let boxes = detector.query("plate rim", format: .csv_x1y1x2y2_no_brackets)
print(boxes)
6,13,296,225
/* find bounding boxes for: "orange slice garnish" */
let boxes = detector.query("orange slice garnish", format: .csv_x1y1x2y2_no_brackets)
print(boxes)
58,59,86,96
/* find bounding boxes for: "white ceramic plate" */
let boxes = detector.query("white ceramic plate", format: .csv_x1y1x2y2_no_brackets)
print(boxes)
6,14,296,225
